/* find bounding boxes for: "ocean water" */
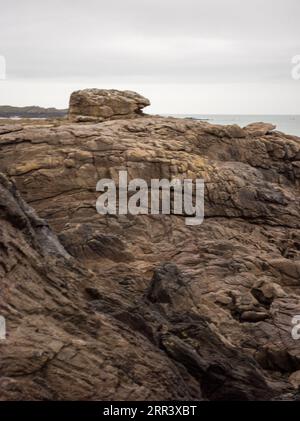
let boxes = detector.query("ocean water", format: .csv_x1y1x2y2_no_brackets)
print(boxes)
170,115,300,137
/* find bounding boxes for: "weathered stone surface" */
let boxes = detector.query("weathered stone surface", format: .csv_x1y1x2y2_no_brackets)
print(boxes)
289,370,300,389
1,99,300,400
69,89,150,123
245,122,277,137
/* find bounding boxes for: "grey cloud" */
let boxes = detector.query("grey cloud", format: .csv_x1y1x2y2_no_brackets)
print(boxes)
0,0,299,82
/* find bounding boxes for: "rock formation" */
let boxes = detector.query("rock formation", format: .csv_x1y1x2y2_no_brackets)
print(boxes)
1,91,300,400
69,89,150,123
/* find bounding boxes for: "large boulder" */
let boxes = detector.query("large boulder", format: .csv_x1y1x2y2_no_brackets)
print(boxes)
69,88,150,122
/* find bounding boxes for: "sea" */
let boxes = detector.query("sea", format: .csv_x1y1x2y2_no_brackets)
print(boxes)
169,115,300,137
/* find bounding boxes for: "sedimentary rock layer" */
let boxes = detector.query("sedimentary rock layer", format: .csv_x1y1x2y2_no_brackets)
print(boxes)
1,111,300,400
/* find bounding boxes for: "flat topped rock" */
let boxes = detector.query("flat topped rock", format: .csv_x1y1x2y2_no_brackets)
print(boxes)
69,88,150,123
245,122,276,136
200,121,277,139
201,122,247,138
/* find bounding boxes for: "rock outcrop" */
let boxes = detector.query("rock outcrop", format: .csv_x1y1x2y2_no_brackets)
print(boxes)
1,91,300,400
69,89,150,123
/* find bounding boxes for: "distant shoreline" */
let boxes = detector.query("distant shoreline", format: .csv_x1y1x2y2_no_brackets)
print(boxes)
0,105,67,119
168,114,300,137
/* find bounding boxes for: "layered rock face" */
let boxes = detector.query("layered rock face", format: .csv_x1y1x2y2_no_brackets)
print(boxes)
69,89,150,122
1,94,300,400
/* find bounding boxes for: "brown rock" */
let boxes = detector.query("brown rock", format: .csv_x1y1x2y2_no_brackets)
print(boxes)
1,94,300,400
69,89,150,123
289,371,300,389
245,122,276,136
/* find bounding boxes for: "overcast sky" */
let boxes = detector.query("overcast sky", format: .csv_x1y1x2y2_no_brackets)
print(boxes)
0,0,300,113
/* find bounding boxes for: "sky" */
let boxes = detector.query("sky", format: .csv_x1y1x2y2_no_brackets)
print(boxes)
0,0,300,114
